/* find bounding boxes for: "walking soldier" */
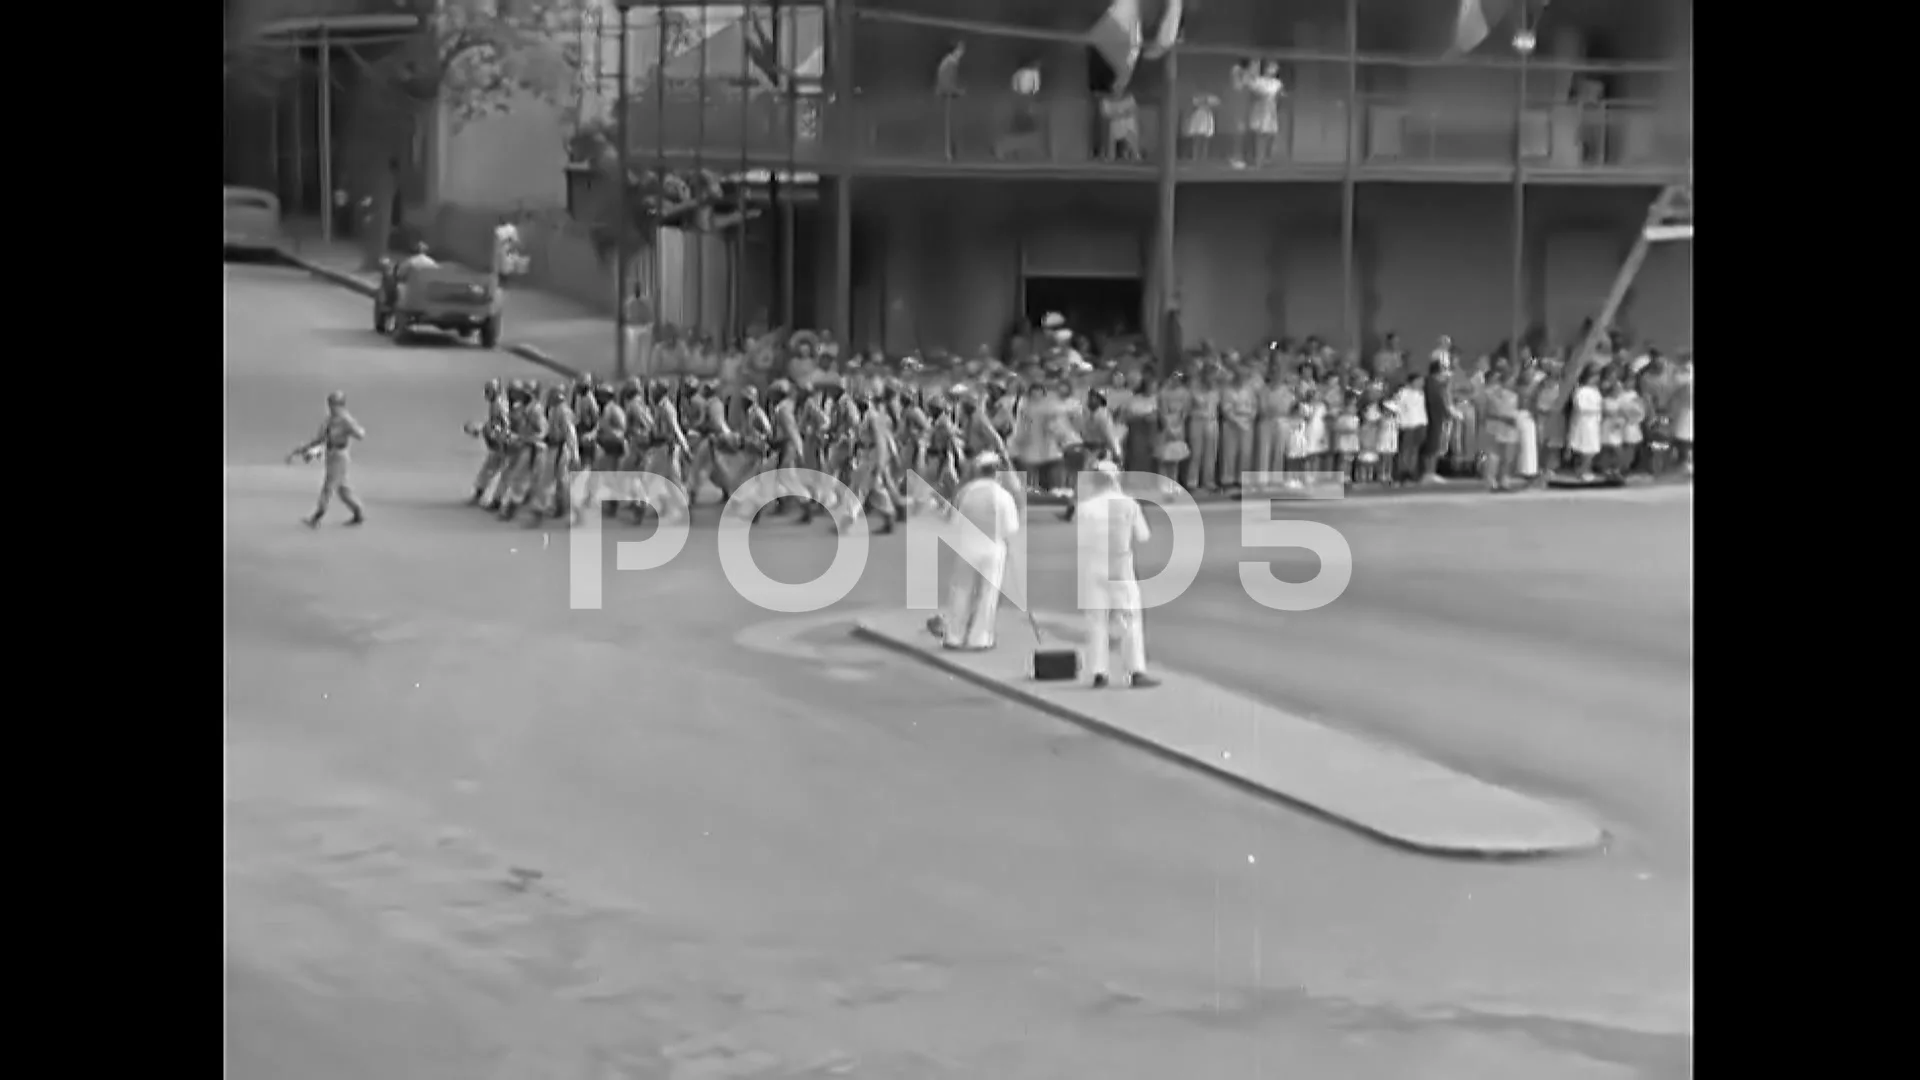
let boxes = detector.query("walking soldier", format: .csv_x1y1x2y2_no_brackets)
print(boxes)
288,390,367,527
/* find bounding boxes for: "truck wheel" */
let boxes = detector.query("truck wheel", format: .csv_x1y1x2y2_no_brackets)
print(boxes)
479,317,501,349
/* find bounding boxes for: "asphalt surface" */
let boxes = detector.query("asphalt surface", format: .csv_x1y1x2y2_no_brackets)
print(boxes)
224,261,1692,1080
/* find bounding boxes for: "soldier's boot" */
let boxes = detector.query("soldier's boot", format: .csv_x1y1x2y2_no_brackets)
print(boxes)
303,512,323,528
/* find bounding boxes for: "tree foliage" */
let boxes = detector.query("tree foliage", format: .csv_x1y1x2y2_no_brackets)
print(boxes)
568,116,754,255
352,0,585,132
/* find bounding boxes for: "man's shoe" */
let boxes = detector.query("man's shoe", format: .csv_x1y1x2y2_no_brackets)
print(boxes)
301,514,321,529
1090,674,1109,689
346,515,365,527
1130,673,1160,689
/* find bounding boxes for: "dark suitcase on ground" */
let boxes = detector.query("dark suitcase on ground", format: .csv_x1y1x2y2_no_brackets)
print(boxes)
1027,611,1080,682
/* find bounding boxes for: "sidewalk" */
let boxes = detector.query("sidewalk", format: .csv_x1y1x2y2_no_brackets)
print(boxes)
855,607,1605,857
278,240,609,381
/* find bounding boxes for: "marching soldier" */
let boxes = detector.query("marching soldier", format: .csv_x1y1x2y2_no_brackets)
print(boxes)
466,378,510,505
586,377,628,515
724,385,776,520
532,385,580,523
496,382,550,521
646,379,693,521
617,378,657,521
926,396,963,498
849,386,900,534
288,390,367,527
766,381,807,518
797,383,834,525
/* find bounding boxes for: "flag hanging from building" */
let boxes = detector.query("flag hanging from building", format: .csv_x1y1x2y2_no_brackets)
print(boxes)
1448,0,1515,55
1089,0,1143,84
1091,0,1186,87
1144,0,1184,60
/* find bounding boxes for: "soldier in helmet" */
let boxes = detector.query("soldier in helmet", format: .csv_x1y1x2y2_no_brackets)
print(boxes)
583,375,628,516
466,378,510,505
615,377,657,521
646,378,693,522
496,381,550,520
287,390,367,527
529,383,580,523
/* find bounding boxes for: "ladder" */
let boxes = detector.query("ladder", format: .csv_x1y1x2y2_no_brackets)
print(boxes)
1573,181,1691,367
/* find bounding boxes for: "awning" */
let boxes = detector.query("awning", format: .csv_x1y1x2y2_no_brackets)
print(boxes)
253,12,421,44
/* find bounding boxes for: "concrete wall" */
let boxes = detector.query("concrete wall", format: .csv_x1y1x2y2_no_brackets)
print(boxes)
848,179,1690,358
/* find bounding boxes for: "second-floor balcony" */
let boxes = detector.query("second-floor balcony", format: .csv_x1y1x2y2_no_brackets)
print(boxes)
615,86,1689,181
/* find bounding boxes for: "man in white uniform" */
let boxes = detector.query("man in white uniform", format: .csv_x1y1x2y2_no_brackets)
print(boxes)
933,453,1022,651
1075,460,1158,688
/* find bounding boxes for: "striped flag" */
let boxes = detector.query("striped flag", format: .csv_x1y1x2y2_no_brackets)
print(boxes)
1144,0,1184,60
1090,0,1186,87
1448,0,1514,55
1089,0,1144,86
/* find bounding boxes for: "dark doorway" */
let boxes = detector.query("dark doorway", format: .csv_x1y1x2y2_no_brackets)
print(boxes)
1024,275,1144,343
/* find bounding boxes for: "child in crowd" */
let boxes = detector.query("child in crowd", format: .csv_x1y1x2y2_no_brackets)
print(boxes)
1333,400,1361,484
1513,369,1540,485
1619,380,1646,475
1599,378,1626,478
1300,383,1329,472
1357,391,1384,484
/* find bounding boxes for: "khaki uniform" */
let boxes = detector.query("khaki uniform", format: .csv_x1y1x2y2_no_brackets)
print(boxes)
311,412,366,520
500,402,549,513
472,396,510,501
1185,386,1222,490
1220,383,1258,486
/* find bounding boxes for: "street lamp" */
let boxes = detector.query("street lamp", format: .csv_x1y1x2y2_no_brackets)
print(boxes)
1509,10,1537,366
614,0,640,379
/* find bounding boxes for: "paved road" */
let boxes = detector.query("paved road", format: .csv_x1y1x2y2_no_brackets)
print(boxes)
225,262,1691,1080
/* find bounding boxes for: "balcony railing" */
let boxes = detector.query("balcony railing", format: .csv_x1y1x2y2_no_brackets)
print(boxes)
612,87,1687,176
622,86,827,163
854,93,1167,168
1359,96,1689,173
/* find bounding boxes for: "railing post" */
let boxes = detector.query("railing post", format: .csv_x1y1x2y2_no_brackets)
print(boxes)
1340,0,1359,360
1154,39,1179,362
832,0,855,344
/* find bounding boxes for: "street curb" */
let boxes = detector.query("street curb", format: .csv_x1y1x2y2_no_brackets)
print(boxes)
280,250,377,298
850,618,1602,859
278,249,583,381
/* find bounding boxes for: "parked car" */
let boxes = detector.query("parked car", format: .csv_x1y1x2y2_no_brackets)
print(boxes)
374,260,503,348
223,186,284,258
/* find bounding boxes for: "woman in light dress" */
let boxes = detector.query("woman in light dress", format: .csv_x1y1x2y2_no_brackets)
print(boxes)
1567,368,1605,480
1513,369,1540,484
1668,354,1693,474
1185,94,1220,161
1246,60,1286,165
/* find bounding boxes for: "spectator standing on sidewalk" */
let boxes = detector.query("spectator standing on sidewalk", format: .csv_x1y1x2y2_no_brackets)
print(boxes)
1390,373,1428,484
1567,367,1604,480
1075,461,1158,690
1480,368,1521,491
1420,357,1454,482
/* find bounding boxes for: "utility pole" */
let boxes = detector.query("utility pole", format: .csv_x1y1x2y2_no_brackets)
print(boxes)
614,0,637,379
1510,6,1537,362
319,25,334,245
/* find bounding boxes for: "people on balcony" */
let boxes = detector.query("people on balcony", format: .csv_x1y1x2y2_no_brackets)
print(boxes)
1100,91,1141,161
1183,93,1219,161
1245,60,1286,167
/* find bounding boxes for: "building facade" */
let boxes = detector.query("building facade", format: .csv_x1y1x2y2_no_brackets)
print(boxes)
618,0,1691,357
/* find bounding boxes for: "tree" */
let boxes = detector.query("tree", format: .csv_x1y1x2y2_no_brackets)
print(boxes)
342,0,585,268
566,117,755,261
